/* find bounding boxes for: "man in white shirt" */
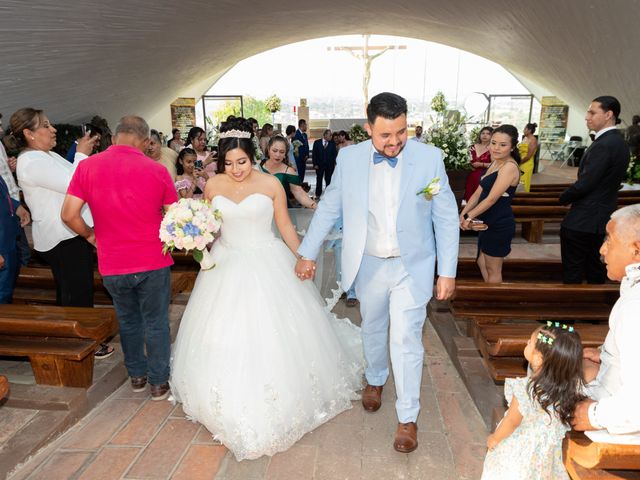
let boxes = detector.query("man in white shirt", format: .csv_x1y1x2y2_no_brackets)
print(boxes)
296,92,459,453
573,204,640,434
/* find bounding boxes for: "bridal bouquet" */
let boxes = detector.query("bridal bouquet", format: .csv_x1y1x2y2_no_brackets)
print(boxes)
159,198,222,268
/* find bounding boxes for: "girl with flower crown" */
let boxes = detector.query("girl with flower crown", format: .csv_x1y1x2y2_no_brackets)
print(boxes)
481,323,586,480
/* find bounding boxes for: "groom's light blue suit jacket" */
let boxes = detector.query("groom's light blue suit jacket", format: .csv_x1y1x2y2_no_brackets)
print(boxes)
298,139,459,301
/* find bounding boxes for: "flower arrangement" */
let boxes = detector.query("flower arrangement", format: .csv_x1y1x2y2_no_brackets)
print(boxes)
264,95,282,114
626,154,640,184
292,139,303,157
350,123,370,144
160,198,222,267
423,92,470,171
417,177,441,200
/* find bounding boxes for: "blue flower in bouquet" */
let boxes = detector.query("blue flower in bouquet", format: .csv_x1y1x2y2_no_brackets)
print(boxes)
182,222,200,237
159,198,223,267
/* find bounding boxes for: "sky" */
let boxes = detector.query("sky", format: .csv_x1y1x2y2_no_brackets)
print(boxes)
206,34,536,124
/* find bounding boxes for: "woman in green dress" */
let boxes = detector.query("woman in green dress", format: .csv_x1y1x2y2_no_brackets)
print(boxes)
261,136,317,209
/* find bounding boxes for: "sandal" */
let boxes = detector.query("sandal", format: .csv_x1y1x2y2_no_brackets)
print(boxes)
95,343,115,359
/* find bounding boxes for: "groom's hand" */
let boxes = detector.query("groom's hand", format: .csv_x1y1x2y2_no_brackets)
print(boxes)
295,258,316,280
435,276,455,300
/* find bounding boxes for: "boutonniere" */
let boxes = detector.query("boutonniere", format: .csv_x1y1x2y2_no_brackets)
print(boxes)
417,177,441,200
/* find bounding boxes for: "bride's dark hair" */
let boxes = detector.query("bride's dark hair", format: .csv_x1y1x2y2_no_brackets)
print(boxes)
216,117,256,174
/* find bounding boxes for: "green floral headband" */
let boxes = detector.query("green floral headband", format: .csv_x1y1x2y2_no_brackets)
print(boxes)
538,322,575,346
546,321,574,332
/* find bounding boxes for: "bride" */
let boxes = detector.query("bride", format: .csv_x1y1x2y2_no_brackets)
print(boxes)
169,118,364,461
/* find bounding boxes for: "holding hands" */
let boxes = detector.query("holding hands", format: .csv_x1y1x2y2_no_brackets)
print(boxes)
295,257,316,281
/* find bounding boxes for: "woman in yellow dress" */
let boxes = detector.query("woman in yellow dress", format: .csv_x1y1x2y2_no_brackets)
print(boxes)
518,123,538,192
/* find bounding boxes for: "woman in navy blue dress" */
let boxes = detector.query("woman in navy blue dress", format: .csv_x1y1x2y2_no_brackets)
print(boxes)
459,125,521,283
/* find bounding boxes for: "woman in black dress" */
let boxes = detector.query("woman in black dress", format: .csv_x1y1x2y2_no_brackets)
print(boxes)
459,125,521,283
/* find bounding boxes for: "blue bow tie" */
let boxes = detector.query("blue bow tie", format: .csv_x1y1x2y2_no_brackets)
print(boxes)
373,152,398,168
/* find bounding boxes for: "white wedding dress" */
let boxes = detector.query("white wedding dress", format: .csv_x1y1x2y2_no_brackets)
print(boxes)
170,193,364,461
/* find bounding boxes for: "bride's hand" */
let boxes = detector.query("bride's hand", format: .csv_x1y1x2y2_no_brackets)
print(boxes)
295,258,316,280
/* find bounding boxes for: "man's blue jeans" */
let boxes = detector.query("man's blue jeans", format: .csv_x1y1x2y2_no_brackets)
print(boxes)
0,249,19,304
103,267,171,385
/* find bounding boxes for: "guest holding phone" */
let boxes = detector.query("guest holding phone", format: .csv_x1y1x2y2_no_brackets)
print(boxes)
459,125,521,283
6,107,113,357
183,127,216,177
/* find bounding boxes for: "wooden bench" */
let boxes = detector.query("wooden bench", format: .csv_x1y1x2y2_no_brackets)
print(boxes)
13,268,195,305
512,196,640,207
452,282,618,324
472,322,608,381
474,322,608,357
456,257,563,282
0,375,8,400
512,205,568,242
564,431,640,479
530,183,573,192
0,305,118,387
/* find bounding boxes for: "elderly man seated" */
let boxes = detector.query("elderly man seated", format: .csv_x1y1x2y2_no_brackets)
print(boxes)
573,204,640,434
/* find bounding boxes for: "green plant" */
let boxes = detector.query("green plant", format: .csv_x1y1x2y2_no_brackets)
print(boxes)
349,123,370,144
264,94,282,114
626,154,640,183
423,92,470,171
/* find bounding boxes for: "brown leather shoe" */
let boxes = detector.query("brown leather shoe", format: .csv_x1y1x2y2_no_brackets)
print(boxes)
150,382,170,401
394,422,418,453
130,376,147,392
362,384,383,412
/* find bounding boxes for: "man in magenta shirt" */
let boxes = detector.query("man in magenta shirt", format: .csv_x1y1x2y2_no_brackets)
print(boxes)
62,116,178,400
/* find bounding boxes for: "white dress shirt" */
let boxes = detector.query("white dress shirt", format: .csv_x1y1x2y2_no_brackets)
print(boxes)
364,149,402,258
17,149,93,252
595,126,618,140
587,263,640,434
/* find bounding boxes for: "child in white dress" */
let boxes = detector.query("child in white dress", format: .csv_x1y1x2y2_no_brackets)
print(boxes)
481,322,586,480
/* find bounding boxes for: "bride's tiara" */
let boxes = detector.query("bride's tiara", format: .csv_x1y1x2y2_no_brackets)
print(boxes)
219,129,252,139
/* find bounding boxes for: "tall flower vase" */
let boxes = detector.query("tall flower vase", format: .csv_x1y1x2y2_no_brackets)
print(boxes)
445,169,469,208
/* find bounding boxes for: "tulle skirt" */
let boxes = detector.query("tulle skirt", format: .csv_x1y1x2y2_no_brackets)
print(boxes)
170,237,364,460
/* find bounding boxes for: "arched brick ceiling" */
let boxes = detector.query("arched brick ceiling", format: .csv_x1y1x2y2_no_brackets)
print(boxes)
2,0,638,129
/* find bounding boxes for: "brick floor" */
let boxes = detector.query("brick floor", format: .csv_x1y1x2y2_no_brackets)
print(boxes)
9,316,487,480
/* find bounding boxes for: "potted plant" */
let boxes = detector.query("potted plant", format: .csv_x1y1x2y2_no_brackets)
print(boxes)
422,91,470,205
264,94,282,125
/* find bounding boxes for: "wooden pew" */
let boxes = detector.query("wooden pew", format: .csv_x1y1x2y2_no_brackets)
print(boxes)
512,205,568,242
452,282,617,324
13,268,195,305
512,196,640,207
0,375,8,400
472,322,608,381
456,257,563,282
530,183,573,192
0,305,118,388
564,431,640,479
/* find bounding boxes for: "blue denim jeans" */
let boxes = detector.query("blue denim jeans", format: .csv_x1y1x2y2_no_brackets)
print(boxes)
103,267,171,385
0,249,19,304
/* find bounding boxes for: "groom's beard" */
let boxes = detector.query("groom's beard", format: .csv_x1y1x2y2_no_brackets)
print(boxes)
374,141,406,159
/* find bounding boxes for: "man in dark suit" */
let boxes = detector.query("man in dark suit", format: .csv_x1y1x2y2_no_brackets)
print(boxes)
311,129,338,198
293,119,309,182
559,96,630,284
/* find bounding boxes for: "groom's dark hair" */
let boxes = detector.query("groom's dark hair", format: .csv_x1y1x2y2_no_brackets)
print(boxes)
367,92,407,124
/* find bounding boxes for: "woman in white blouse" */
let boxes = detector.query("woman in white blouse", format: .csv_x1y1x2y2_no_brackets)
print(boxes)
6,108,112,357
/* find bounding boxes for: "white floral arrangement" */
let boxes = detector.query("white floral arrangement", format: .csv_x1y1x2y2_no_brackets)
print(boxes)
417,177,441,200
423,92,470,171
264,94,282,114
159,198,222,268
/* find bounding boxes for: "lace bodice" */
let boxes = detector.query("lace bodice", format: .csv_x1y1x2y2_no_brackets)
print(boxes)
212,193,276,248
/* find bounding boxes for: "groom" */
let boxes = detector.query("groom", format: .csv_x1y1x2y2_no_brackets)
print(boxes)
295,92,459,453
